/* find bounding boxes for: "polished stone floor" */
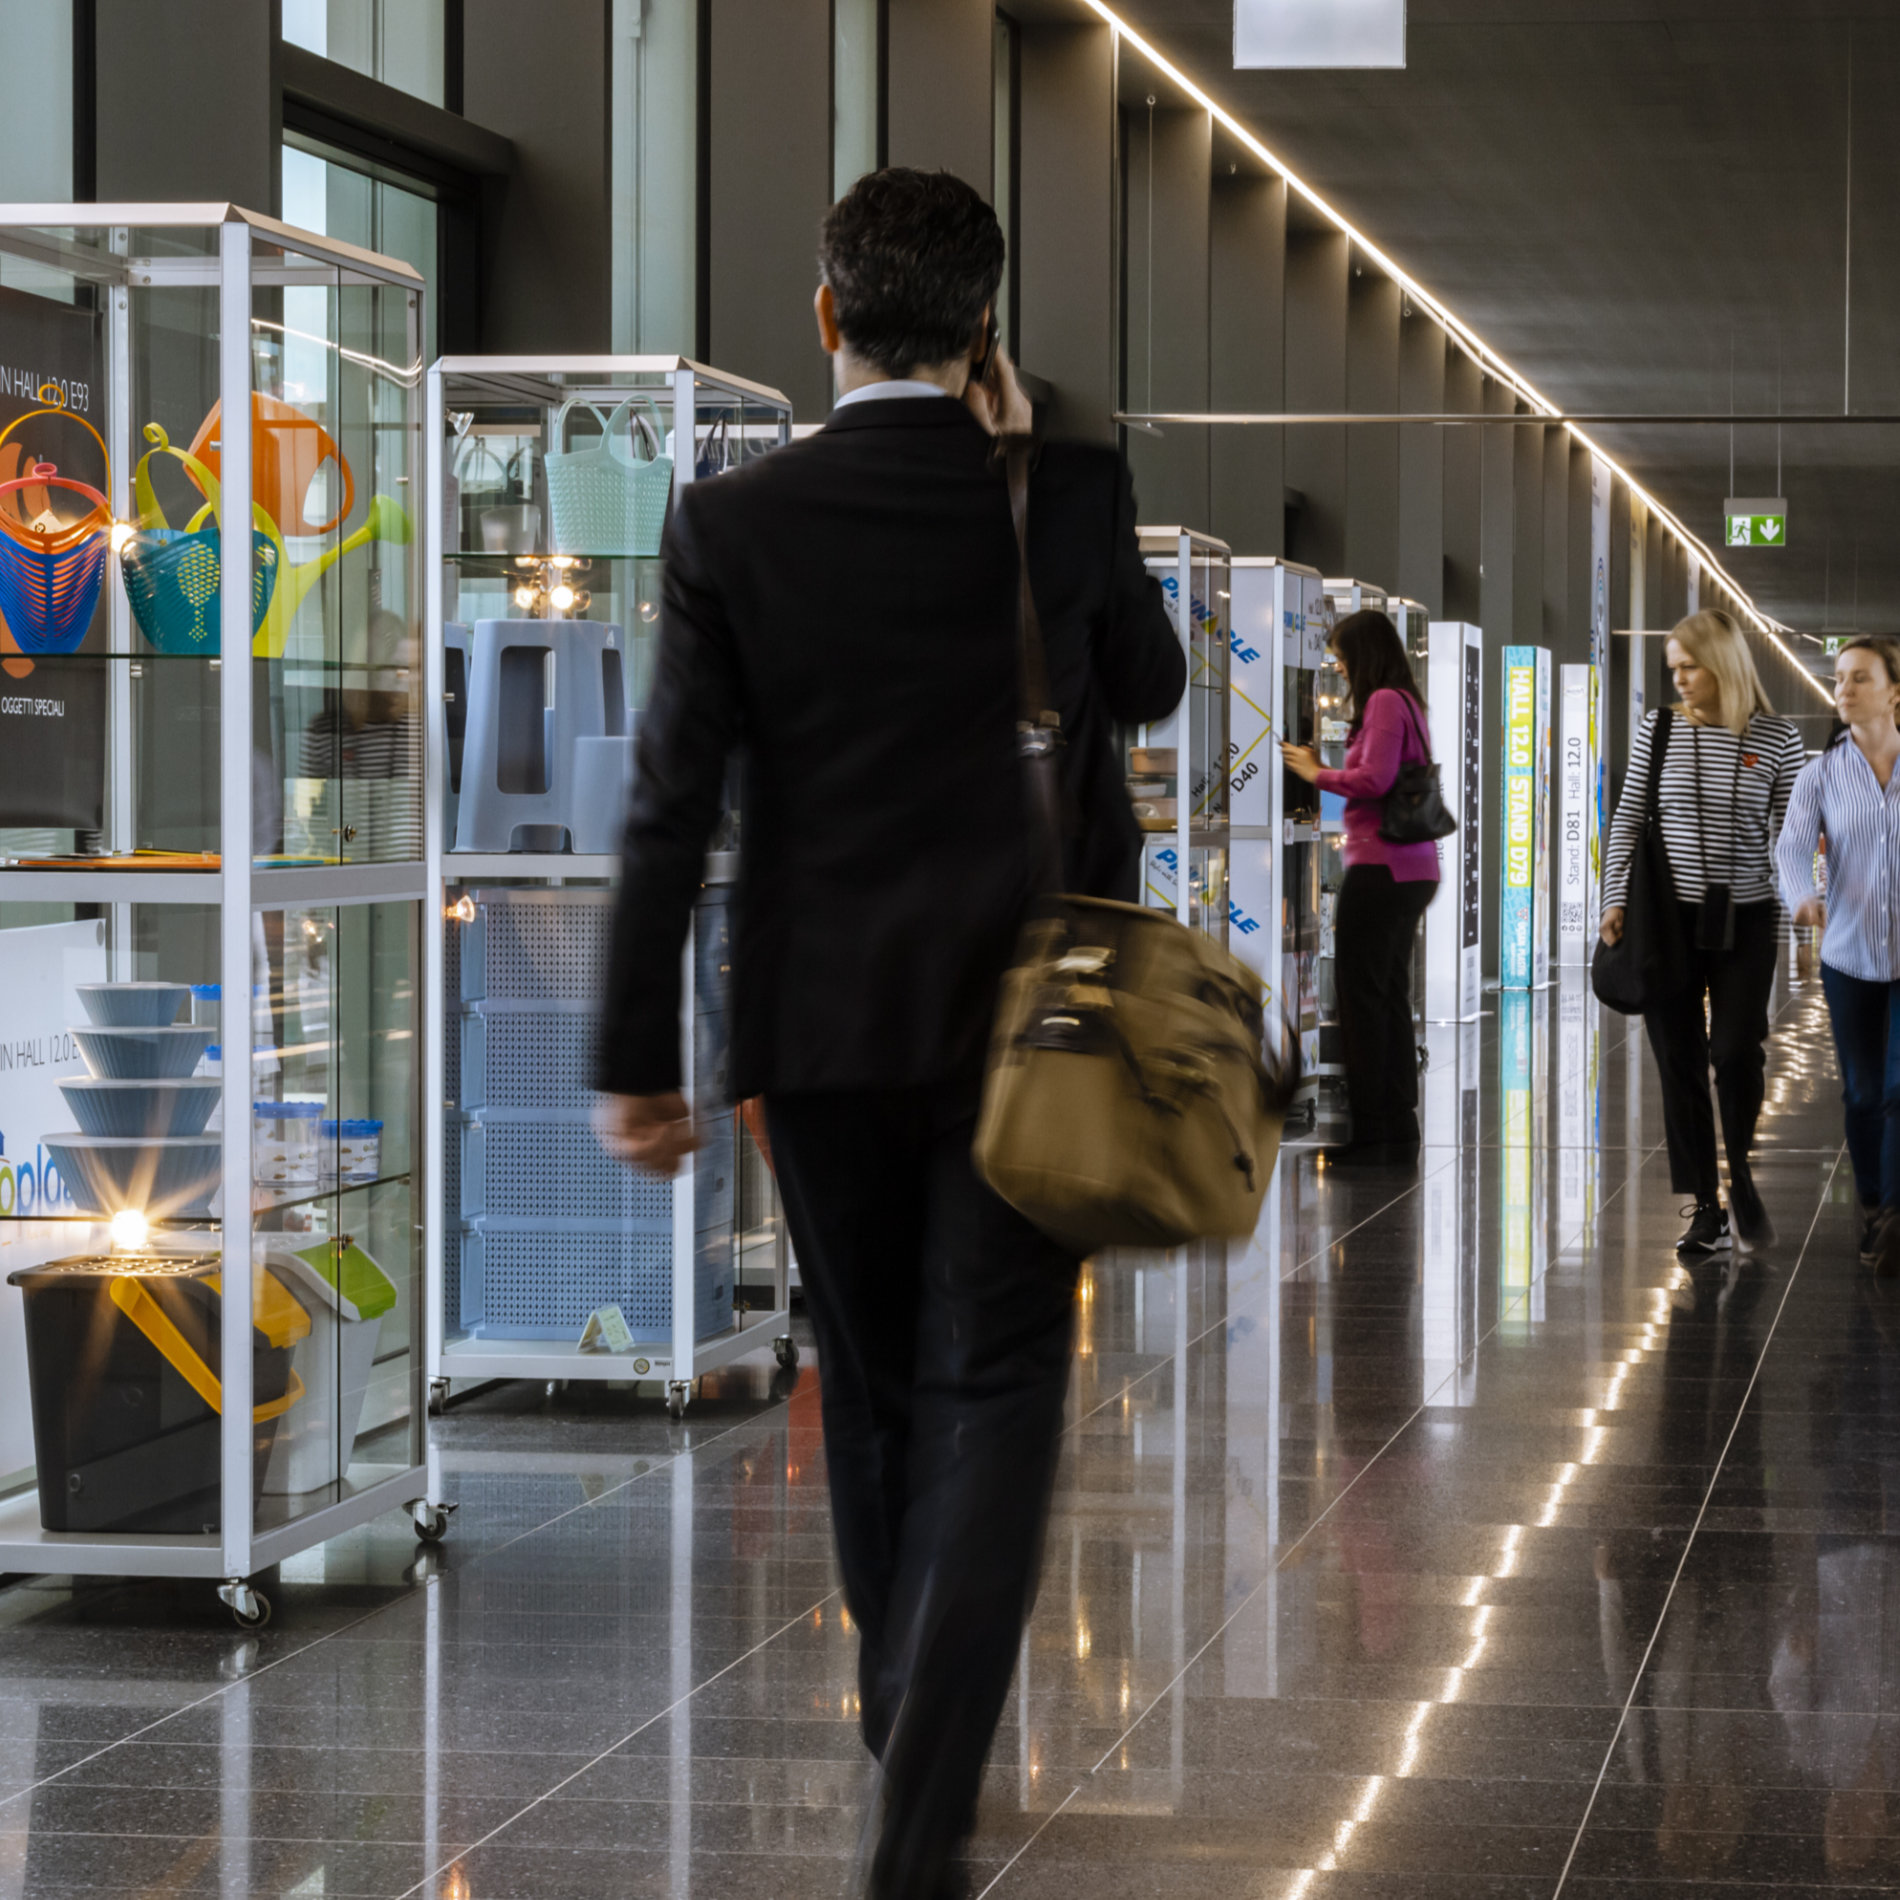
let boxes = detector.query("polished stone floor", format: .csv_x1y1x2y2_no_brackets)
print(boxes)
2,962,1894,1896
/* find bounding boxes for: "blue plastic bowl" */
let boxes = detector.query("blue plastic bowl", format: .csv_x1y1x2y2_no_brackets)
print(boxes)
74,983,190,1028
72,1025,215,1081
43,1134,221,1217
59,1078,221,1138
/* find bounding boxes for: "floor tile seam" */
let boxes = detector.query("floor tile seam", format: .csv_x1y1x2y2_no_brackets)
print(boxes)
1546,1146,1843,1900
387,1585,843,1900
972,1781,1080,1899
0,1585,431,1824
0,1374,808,1816
988,1128,1669,1894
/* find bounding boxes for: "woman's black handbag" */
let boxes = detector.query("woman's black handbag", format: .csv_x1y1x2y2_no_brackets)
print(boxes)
1591,709,1688,1015
1378,696,1457,843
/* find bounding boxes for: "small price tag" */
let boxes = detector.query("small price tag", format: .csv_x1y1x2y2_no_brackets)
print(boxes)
578,1304,635,1354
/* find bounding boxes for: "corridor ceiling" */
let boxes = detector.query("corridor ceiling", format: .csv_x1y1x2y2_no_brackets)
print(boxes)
1115,1,1900,646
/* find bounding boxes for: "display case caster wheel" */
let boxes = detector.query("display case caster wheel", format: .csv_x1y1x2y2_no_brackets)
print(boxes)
409,1499,457,1545
427,1378,449,1418
774,1335,799,1371
218,1579,271,1630
667,1381,690,1421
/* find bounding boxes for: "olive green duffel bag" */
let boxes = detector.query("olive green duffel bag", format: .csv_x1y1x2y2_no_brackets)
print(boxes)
974,893,1292,1255
973,436,1293,1256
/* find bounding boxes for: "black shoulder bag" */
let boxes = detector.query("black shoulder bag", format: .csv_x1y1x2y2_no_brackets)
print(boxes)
1590,708,1688,1015
1378,694,1458,843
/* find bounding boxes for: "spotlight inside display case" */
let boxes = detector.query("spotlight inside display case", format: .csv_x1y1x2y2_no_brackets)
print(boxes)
0,204,445,1624
423,358,797,1420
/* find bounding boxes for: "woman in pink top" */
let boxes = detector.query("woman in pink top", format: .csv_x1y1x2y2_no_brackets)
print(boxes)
1281,609,1440,1166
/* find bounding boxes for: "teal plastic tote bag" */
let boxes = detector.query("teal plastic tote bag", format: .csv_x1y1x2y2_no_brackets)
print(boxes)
545,398,673,558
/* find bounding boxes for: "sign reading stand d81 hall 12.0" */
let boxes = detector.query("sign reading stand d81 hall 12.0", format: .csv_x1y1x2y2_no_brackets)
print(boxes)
1724,497,1787,548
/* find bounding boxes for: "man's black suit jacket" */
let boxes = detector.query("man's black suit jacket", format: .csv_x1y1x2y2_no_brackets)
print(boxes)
596,395,1185,1099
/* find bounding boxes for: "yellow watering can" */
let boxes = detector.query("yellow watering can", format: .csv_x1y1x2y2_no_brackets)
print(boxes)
123,423,411,659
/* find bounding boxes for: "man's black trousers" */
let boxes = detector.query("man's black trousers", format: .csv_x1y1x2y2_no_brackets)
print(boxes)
766,1081,1080,1893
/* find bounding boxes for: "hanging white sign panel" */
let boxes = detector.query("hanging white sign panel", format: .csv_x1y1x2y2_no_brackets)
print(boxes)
1235,0,1405,69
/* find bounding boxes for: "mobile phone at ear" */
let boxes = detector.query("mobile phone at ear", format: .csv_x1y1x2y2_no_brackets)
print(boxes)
975,313,1001,388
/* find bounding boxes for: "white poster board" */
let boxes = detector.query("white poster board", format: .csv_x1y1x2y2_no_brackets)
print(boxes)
1426,622,1482,1021
0,918,111,1487
1558,663,1600,965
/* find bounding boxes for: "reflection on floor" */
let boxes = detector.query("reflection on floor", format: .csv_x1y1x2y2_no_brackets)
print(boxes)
0,963,1891,1896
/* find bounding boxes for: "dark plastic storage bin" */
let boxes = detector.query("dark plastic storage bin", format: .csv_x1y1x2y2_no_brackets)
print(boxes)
6,1255,310,1533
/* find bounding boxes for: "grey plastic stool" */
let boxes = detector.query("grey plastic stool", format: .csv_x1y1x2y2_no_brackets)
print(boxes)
454,619,628,853
444,622,469,846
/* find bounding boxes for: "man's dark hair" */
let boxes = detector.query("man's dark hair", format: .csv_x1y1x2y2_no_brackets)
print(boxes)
820,168,1005,378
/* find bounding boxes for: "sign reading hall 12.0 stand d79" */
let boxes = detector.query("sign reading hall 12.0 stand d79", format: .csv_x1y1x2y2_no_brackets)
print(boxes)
1724,497,1787,548
1500,646,1551,992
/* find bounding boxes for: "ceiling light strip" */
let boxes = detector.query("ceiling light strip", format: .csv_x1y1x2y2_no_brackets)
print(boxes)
1079,0,1829,702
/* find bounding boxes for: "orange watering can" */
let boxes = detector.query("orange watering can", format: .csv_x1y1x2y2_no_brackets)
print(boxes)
188,392,355,537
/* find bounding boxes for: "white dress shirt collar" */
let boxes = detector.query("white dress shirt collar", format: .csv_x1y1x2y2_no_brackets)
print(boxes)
832,379,956,410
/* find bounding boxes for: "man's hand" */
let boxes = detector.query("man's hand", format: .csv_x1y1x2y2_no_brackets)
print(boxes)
1794,897,1826,930
594,1091,699,1178
964,345,1034,437
1600,906,1625,945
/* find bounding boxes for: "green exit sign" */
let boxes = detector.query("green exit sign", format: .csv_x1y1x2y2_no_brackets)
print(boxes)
1725,496,1787,547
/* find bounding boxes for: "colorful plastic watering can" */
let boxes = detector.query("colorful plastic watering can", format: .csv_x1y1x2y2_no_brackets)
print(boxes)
121,425,278,656
122,421,412,659
187,391,356,537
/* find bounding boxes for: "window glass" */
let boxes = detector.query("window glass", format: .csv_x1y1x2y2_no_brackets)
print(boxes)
0,4,71,200
283,0,446,106
834,0,881,202
610,0,697,353
283,143,438,370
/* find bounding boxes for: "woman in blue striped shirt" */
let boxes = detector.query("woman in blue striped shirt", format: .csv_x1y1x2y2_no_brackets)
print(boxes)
1777,636,1900,1271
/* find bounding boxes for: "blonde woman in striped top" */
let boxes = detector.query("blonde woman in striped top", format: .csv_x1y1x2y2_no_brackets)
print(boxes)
1601,610,1806,1256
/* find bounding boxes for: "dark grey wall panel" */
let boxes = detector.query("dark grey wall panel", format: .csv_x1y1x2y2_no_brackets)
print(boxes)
1283,226,1347,575
1397,311,1445,615
1478,376,1517,978
1513,419,1544,651
465,0,612,352
1122,106,1210,530
1019,23,1115,443
1608,476,1634,810
1566,440,1592,664
706,0,832,417
1209,172,1284,556
1344,268,1399,592
1442,348,1481,623
95,0,280,208
887,0,993,191
1542,426,1573,660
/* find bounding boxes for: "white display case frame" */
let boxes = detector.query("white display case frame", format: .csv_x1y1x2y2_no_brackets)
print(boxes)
0,204,443,1618
423,357,796,1418
1136,526,1232,944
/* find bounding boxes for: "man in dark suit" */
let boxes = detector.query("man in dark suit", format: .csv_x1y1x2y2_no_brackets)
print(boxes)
595,167,1182,1897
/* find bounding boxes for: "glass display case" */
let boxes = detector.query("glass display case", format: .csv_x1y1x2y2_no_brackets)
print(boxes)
423,358,796,1419
1133,527,1230,945
0,205,442,1623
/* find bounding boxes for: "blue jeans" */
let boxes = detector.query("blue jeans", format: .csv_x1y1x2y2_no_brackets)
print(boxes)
1820,962,1900,1211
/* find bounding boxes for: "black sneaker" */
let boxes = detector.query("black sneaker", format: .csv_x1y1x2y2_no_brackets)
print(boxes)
1729,1172,1775,1254
1860,1207,1884,1269
1676,1201,1731,1255
1878,1213,1900,1281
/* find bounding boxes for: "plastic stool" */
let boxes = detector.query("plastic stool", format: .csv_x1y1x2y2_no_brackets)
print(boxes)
453,619,627,853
